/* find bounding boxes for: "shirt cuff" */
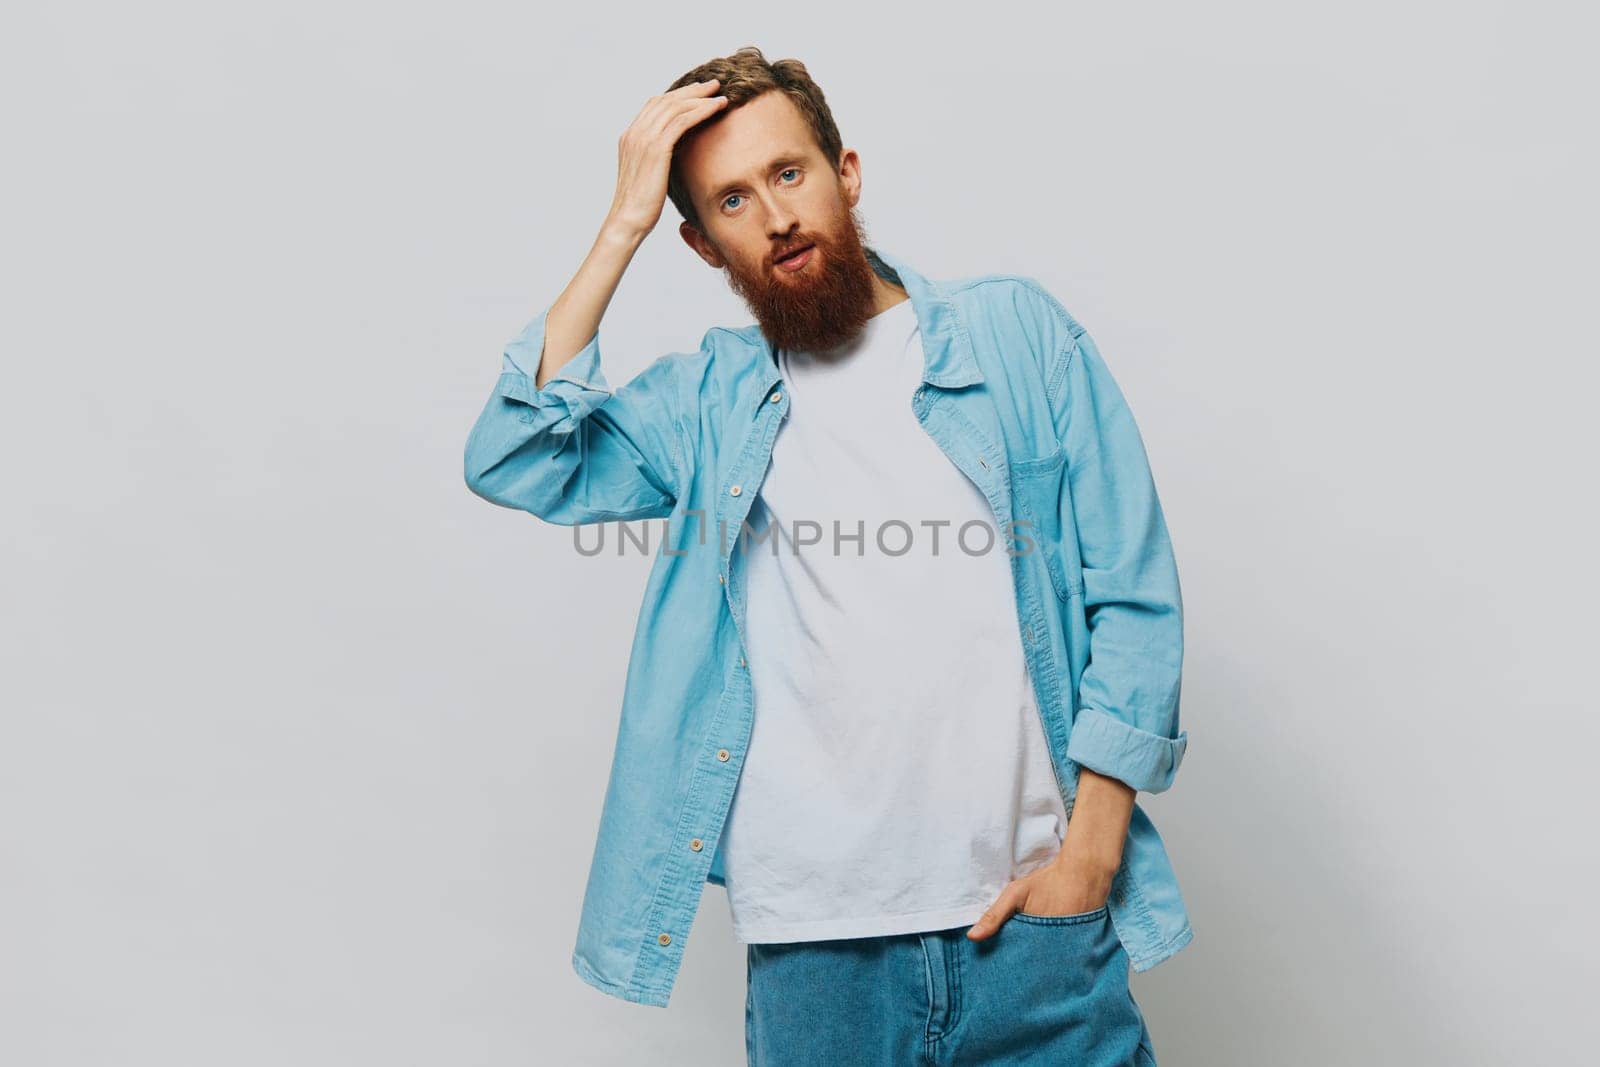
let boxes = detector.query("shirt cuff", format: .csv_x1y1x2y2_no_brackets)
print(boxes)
495,312,614,436
1064,707,1188,794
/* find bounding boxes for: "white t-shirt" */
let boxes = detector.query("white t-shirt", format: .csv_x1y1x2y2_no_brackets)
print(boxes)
720,295,1069,944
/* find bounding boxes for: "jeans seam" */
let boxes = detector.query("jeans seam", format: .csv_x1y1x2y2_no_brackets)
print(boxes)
745,945,757,1065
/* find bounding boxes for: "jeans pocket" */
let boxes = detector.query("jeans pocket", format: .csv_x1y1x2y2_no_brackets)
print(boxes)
1009,903,1109,926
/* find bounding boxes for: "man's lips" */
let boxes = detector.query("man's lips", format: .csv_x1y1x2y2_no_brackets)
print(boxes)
774,243,815,271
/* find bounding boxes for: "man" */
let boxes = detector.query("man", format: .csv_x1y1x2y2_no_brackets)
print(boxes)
464,46,1190,1065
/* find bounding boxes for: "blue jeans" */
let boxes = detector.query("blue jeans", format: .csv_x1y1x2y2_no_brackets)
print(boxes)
744,905,1158,1065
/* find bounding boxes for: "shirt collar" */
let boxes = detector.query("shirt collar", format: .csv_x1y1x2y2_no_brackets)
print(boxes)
865,245,985,390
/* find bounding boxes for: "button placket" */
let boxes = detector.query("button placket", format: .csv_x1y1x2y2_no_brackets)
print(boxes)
666,376,777,972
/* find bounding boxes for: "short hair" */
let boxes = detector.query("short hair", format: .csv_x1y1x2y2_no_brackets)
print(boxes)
665,46,844,232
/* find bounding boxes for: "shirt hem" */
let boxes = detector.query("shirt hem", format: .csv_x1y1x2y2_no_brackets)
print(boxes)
733,898,994,944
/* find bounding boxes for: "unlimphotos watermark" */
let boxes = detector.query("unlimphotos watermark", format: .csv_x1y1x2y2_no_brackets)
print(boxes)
568,511,1042,559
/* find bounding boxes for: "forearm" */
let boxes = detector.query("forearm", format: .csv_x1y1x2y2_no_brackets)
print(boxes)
536,218,647,390
1058,766,1134,877
463,219,687,526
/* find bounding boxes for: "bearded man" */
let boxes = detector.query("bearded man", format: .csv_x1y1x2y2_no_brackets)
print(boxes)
464,45,1192,1067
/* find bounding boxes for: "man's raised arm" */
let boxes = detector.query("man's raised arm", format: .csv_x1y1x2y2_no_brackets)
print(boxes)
463,79,729,526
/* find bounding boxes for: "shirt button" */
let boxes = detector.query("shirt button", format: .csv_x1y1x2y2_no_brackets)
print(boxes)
718,573,725,584
689,838,703,851
717,749,731,762
729,484,742,497
658,933,672,946
769,391,782,403
739,655,746,667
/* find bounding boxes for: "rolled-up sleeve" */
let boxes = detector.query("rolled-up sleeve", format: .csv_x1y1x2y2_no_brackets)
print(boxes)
1052,326,1188,794
463,307,689,525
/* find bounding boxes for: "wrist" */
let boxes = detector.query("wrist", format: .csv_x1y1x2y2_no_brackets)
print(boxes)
1055,844,1120,879
1055,823,1124,878
599,213,651,249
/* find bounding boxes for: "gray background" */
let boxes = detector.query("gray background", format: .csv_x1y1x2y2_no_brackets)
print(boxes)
4,2,1595,1064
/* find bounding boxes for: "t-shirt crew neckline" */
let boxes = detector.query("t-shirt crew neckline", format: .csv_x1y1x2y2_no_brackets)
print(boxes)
783,296,915,362
854,295,914,339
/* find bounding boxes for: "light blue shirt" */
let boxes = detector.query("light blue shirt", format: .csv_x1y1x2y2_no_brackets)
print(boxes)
464,246,1192,1007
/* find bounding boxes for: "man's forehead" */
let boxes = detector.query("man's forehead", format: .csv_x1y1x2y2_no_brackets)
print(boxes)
706,143,813,184
691,94,816,177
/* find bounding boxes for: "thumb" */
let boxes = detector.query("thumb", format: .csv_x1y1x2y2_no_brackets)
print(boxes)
965,880,1028,942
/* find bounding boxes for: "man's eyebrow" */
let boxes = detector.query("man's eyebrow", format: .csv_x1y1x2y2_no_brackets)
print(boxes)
704,155,810,208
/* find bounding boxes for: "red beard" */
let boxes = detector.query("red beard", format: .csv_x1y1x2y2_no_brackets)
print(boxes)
720,200,882,356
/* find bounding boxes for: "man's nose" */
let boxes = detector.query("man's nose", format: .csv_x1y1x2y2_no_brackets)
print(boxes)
761,198,798,239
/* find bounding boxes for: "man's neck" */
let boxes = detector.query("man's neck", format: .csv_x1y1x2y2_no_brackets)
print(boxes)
868,275,910,316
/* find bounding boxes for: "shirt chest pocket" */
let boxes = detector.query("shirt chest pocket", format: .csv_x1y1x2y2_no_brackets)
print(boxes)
1009,443,1083,601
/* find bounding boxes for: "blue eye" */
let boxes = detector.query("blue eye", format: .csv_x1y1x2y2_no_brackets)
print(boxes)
724,169,799,211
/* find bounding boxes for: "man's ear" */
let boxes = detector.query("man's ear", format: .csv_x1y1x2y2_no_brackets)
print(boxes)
836,148,864,208
680,222,725,268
